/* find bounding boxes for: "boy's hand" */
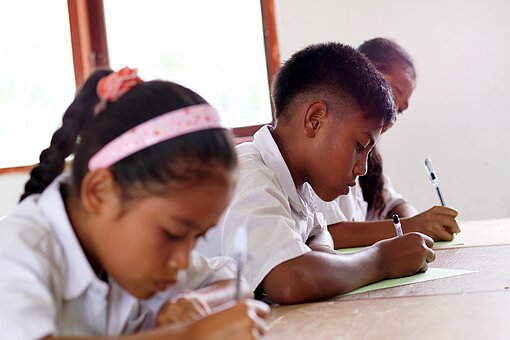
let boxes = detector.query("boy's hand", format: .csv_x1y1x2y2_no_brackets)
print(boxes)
403,206,460,241
187,299,270,340
156,291,212,326
374,232,436,278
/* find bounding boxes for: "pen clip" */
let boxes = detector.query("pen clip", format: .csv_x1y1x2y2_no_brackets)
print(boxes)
424,158,439,187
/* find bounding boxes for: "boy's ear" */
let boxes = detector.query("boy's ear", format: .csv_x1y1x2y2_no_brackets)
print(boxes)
80,169,121,216
303,100,329,138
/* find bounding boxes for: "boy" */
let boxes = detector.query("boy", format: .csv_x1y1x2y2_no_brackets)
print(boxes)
197,42,435,304
319,38,460,248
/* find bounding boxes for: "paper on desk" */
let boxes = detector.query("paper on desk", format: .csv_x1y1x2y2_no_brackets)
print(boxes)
341,267,475,296
336,234,464,254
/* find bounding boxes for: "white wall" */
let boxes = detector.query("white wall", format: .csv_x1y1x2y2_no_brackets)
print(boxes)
274,0,510,221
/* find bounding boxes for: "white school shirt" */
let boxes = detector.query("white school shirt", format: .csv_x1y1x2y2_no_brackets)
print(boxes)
0,175,236,339
196,125,329,291
315,176,408,224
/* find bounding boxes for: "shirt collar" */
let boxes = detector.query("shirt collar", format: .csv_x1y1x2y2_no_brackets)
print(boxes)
252,125,304,212
37,174,98,300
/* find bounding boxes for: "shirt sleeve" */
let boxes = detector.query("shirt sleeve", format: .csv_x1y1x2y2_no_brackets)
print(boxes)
220,168,312,291
183,251,237,289
313,195,348,225
0,222,61,340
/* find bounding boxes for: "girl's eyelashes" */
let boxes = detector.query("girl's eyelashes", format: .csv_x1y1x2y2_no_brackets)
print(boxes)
163,229,186,241
162,226,208,241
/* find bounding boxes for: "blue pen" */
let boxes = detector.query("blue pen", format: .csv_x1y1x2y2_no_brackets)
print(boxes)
424,158,446,206
392,214,403,237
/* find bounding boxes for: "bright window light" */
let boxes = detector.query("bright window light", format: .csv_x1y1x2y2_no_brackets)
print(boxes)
0,2,75,168
104,0,273,128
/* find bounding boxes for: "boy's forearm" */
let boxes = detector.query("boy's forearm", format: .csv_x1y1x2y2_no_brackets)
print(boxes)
261,248,385,305
328,220,397,248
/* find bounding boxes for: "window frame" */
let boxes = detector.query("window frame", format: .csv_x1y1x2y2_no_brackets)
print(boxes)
0,0,279,173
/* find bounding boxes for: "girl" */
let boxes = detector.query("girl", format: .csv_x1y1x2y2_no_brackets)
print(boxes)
0,68,268,338
321,38,461,248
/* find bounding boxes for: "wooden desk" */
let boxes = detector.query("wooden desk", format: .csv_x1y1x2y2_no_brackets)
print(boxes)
267,291,510,340
456,217,510,247
266,218,510,339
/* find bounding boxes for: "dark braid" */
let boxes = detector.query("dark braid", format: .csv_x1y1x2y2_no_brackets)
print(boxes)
20,69,113,201
358,146,385,217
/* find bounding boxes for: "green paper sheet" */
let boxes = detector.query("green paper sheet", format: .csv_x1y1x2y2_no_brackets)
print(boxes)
434,234,464,248
341,267,475,296
336,234,464,254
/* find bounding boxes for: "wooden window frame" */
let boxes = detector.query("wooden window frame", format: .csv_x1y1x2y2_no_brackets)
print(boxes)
68,0,110,87
231,0,280,138
0,0,279,174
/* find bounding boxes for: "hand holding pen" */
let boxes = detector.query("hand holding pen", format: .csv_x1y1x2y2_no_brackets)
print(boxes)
394,158,460,240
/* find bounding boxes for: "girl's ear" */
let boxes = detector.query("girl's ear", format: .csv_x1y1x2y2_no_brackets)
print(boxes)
303,100,329,138
80,169,121,217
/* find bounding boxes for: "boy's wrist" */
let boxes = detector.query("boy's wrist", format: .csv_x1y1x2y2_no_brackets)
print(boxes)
371,240,393,279
400,217,415,234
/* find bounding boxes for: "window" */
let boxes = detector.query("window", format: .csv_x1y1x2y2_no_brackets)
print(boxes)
0,0,279,170
103,0,273,129
0,1,76,168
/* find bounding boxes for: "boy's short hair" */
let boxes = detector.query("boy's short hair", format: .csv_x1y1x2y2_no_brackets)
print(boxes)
271,42,396,125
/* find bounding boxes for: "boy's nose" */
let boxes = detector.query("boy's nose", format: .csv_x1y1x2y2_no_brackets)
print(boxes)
354,156,368,177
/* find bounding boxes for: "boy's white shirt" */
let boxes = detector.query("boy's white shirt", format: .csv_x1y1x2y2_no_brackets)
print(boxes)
314,175,407,224
0,175,237,339
196,125,329,291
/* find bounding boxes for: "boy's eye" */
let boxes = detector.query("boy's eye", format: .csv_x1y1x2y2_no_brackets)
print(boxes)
356,142,365,153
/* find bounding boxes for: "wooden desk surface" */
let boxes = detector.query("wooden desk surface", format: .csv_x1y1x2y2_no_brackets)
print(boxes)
266,218,510,339
267,291,510,340
454,217,510,248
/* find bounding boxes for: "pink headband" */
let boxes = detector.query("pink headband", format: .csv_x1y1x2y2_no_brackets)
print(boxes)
88,104,225,171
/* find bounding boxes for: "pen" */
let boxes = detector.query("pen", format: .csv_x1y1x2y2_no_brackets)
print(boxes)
392,214,403,237
424,158,446,206
233,225,247,301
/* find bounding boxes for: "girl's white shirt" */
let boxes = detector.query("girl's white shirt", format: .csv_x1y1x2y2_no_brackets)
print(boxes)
315,176,407,224
0,175,236,339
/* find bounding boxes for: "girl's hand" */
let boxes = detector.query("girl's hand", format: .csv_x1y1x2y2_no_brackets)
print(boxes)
374,232,436,278
156,291,212,325
403,206,460,241
187,299,270,340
